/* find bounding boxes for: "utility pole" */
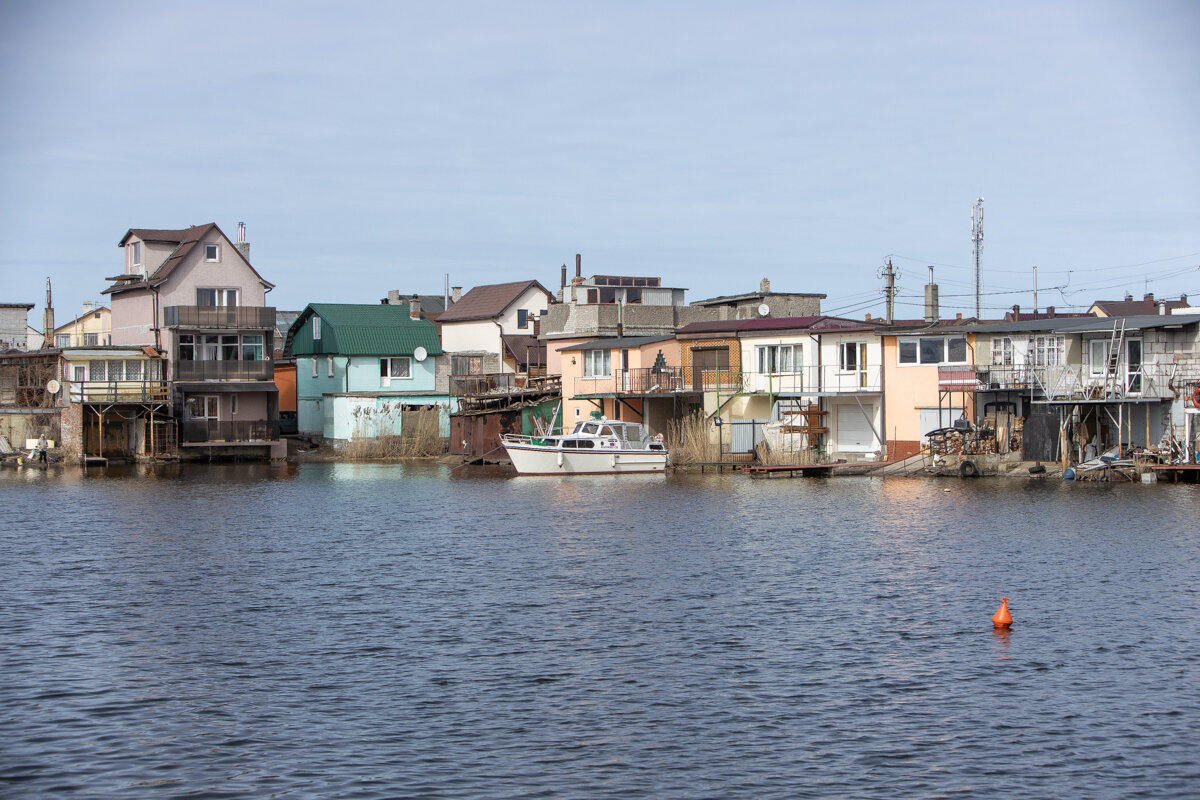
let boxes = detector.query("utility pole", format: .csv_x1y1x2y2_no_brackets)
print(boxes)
884,258,896,324
970,197,984,319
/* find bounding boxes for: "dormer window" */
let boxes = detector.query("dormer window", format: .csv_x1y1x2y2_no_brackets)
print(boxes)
127,242,142,273
312,317,322,340
205,244,219,261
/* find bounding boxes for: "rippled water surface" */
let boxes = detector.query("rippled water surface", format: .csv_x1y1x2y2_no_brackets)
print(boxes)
2,463,1198,798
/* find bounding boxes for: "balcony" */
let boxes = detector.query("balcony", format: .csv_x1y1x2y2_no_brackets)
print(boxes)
165,305,276,329
965,364,1173,401
673,366,882,396
69,380,170,403
180,420,280,444
174,360,273,381
573,367,690,397
452,373,561,398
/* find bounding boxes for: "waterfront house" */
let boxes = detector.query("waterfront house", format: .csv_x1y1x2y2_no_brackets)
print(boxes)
103,222,282,460
556,335,686,433
966,314,1200,462
437,280,553,378
0,345,169,461
878,320,982,460
284,301,448,445
674,316,883,460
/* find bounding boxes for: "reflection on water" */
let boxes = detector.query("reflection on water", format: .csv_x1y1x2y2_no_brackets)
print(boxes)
1,465,1197,799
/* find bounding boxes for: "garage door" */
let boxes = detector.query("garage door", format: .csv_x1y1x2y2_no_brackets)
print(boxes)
836,404,875,453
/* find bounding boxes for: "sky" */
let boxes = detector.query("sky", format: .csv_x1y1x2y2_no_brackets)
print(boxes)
2,1,1198,326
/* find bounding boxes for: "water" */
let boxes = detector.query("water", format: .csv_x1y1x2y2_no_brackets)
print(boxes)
2,464,1198,799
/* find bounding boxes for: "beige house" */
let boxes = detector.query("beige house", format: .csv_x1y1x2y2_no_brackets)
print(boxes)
51,303,111,348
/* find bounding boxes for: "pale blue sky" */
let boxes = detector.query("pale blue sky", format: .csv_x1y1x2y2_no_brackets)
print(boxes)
2,1,1197,325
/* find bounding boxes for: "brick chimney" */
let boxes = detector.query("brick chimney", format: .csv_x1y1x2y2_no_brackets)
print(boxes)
1046,305,1055,318
409,294,420,320
1144,292,1155,303
451,287,462,303
1012,304,1020,319
865,312,872,321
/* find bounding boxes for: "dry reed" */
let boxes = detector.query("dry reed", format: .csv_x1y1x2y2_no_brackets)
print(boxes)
665,412,719,464
346,406,446,460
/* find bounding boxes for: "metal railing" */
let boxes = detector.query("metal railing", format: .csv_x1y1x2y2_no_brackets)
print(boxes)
70,380,171,403
574,367,690,396
180,420,280,444
964,364,1172,401
451,373,561,398
174,360,273,381
165,306,276,329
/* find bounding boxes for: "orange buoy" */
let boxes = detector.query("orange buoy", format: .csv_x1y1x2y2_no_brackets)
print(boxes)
992,597,1013,629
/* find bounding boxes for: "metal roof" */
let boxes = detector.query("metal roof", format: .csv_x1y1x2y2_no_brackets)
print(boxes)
557,335,674,352
967,313,1200,335
285,303,444,357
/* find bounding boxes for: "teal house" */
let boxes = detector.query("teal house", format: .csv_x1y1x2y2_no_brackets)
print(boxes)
284,303,450,442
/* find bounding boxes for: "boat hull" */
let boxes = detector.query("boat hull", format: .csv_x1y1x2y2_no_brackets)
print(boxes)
503,443,668,475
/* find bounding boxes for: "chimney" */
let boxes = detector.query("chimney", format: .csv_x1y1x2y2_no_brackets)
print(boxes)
865,312,872,321
1160,301,1167,315
235,222,250,261
1012,304,1020,319
955,312,962,320
1144,292,1154,303
409,294,421,320
1181,294,1188,306
451,287,462,304
561,264,567,289
760,277,771,294
41,278,54,350
1046,305,1055,318
82,300,95,315
387,290,400,304
576,253,582,279
924,267,939,324
532,316,541,337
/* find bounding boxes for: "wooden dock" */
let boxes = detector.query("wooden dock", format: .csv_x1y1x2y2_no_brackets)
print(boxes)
744,464,835,478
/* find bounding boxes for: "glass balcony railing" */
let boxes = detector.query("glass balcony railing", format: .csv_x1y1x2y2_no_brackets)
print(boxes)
165,306,276,329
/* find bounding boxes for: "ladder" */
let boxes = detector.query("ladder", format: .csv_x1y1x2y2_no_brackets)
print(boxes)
1104,319,1126,397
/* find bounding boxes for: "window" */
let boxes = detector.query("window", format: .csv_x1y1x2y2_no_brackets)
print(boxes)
221,335,240,361
756,344,799,373
205,244,219,261
899,337,969,365
993,337,1014,367
451,355,482,375
199,335,220,361
126,360,143,381
1089,339,1109,375
517,309,528,329
90,360,106,381
312,358,318,378
73,365,86,382
312,317,321,340
128,241,142,269
241,334,263,362
186,395,219,420
1030,335,1064,367
230,395,238,415
56,334,71,347
179,334,195,360
839,342,867,371
583,349,611,378
196,288,237,307
327,356,334,377
381,357,411,386
84,333,98,346
107,360,124,380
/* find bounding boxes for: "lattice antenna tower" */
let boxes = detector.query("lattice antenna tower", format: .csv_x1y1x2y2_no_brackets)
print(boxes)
970,197,984,318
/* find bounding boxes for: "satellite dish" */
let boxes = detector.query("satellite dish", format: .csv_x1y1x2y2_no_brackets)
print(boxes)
413,346,428,362
758,303,770,317
46,379,61,394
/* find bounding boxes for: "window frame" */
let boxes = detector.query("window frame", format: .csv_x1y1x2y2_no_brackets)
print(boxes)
312,317,322,340
582,349,611,378
204,243,219,262
1089,339,1109,375
380,356,412,387
897,336,969,366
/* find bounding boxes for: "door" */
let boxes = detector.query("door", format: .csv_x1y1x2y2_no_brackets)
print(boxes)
692,348,727,391
620,349,631,391
836,404,875,453
1126,339,1142,394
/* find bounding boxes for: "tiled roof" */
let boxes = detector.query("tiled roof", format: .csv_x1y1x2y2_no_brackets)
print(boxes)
285,303,443,357
1090,298,1188,317
436,281,551,322
107,223,274,295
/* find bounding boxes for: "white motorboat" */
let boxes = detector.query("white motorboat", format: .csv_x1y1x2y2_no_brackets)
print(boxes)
501,418,668,475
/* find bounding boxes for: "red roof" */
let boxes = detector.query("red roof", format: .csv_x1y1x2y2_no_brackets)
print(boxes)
436,281,552,322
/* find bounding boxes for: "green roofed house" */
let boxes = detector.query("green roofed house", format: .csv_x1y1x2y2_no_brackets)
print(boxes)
284,302,449,444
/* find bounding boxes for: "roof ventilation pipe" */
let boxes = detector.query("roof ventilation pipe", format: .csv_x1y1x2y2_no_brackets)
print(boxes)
924,266,939,324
